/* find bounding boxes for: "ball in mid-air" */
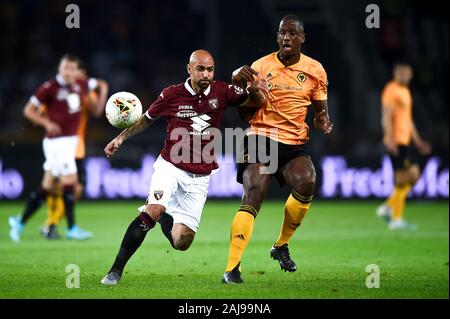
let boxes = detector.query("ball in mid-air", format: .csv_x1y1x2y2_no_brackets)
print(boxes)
105,91,142,129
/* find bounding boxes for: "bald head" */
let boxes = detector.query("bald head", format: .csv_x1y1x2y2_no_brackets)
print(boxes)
187,49,215,93
189,49,214,66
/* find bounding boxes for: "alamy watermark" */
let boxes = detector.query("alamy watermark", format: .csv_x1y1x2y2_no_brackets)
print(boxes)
365,264,380,288
168,127,280,175
66,264,80,288
65,4,80,29
365,4,380,29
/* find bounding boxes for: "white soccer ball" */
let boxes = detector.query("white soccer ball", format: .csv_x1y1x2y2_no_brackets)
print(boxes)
105,91,143,129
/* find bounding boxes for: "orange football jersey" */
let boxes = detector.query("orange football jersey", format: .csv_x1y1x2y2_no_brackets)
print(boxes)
75,91,98,159
381,80,413,145
248,52,328,145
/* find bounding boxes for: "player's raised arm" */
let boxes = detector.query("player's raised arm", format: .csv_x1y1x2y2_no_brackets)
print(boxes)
88,79,109,117
232,65,259,89
104,114,157,157
23,101,62,136
241,79,268,107
312,99,333,134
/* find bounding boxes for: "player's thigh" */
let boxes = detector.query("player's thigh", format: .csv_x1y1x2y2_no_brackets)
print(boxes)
41,170,56,190
280,155,316,194
242,163,272,209
60,173,78,186
146,157,178,209
169,174,210,233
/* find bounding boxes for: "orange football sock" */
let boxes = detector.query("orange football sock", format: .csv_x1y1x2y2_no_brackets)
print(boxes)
225,206,257,272
275,191,312,247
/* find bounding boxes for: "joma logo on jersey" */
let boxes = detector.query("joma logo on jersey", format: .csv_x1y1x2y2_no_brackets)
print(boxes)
190,114,211,132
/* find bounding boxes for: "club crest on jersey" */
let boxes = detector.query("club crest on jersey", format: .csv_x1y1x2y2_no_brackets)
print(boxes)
154,190,164,200
232,85,244,95
208,98,218,109
297,73,307,82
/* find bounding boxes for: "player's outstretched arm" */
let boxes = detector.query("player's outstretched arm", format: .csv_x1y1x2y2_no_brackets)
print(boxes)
23,101,62,136
312,99,333,134
104,114,157,157
87,79,109,118
242,79,268,107
232,66,259,89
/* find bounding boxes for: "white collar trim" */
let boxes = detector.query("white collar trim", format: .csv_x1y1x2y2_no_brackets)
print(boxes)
184,78,211,96
56,74,68,86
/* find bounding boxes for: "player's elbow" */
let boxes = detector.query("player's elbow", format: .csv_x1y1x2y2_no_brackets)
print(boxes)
23,103,34,119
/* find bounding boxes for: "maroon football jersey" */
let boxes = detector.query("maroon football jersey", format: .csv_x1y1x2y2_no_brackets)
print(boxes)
30,75,89,138
145,79,249,174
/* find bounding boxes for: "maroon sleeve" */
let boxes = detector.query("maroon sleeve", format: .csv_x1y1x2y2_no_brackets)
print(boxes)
32,82,52,105
225,83,249,106
146,87,172,118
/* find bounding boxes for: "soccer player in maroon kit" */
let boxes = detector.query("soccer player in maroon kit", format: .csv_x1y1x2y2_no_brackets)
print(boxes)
101,50,268,285
9,54,94,242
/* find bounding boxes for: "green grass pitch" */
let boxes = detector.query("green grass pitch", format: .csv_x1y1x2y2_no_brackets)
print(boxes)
0,200,448,298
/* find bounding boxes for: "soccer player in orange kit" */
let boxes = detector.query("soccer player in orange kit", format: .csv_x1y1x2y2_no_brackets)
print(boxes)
376,63,431,230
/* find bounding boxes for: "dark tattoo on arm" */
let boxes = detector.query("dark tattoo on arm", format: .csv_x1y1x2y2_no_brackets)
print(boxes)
119,115,156,142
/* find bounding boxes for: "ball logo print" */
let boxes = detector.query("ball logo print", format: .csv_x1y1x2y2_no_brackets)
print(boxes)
105,92,143,129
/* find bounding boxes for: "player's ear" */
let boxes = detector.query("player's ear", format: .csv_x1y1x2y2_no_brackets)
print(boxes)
186,64,192,76
300,32,306,44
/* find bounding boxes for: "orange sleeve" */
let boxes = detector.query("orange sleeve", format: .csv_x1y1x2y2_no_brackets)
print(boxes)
381,85,395,109
250,59,265,78
311,64,328,100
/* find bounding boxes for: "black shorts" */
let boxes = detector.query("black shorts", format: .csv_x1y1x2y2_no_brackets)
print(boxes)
388,145,418,170
76,159,86,185
236,135,311,186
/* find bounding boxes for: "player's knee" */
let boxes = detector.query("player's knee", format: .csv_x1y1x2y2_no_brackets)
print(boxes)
243,185,263,211
394,172,409,186
293,170,316,195
144,204,165,222
172,233,194,251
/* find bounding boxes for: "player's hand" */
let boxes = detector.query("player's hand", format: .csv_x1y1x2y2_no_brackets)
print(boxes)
384,139,398,156
44,121,62,136
104,136,124,158
248,79,269,94
415,139,432,155
232,66,258,87
314,109,333,134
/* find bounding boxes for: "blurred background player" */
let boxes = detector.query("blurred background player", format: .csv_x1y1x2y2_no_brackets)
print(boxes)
222,15,333,283
40,61,109,239
8,54,94,242
376,63,432,230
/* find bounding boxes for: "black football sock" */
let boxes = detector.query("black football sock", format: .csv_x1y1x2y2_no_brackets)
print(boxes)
20,187,49,224
109,212,156,276
63,185,76,229
158,212,175,248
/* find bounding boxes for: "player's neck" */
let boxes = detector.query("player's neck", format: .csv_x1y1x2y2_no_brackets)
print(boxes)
277,51,301,67
189,80,206,95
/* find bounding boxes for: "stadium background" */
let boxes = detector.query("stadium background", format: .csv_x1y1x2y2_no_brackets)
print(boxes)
0,0,448,201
